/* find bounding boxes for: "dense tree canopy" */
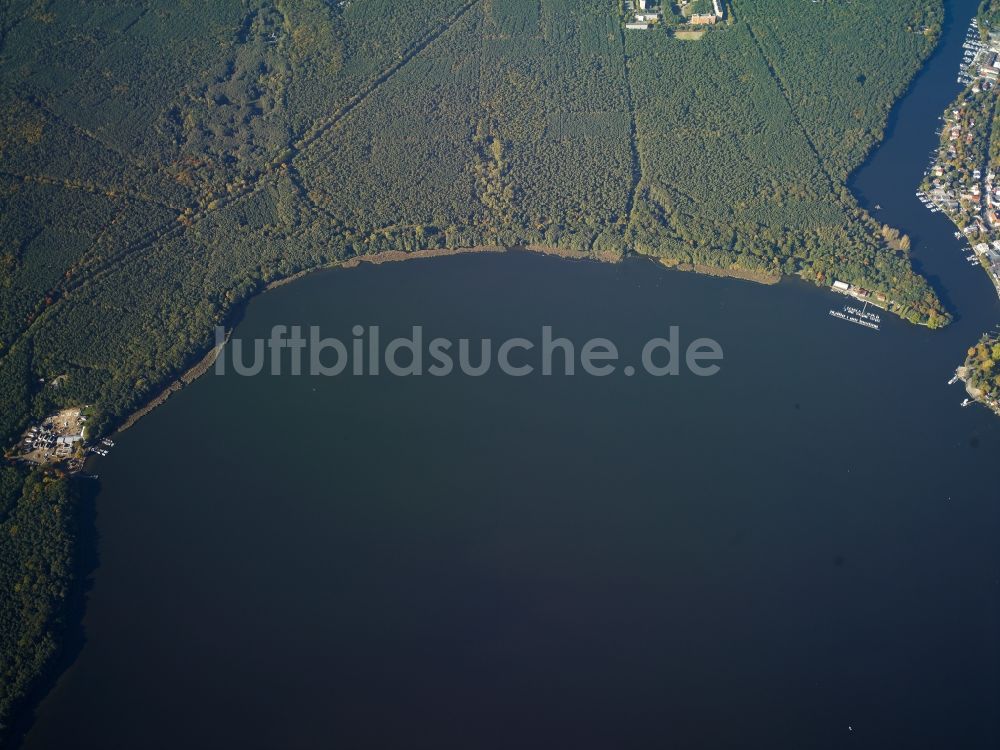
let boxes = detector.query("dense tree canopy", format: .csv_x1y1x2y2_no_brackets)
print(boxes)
0,0,948,733
0,0,948,450
0,467,75,735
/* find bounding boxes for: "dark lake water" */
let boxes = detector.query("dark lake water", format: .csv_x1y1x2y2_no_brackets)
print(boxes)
21,1,1000,747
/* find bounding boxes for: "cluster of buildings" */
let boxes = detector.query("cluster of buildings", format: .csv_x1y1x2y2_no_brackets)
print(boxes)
623,0,724,31
978,53,1000,83
624,0,662,30
961,21,1000,90
920,17,1000,301
972,241,1000,281
21,423,84,461
979,170,1000,228
945,107,976,150
12,406,109,471
831,280,888,306
689,0,724,25
921,103,978,219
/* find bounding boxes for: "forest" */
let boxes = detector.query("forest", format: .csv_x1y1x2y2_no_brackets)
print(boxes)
732,0,943,180
0,0,947,736
625,14,947,325
0,467,76,734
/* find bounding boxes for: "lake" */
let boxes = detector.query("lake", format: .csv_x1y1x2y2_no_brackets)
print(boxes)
21,0,1000,747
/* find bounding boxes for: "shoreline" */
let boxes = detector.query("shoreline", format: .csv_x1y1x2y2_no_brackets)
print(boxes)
116,333,230,434
916,11,1000,300
111,245,572,435
956,364,1000,415
842,0,974,327
657,258,781,285
340,245,507,268
108,243,771,437
109,238,930,440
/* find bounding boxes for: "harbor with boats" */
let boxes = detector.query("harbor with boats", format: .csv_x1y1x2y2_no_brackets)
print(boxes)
918,14,1000,300
827,279,885,330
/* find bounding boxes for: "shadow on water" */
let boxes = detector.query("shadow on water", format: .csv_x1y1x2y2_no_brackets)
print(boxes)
3,478,101,750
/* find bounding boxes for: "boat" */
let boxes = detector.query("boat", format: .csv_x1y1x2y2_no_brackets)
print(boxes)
949,374,960,385
962,398,972,407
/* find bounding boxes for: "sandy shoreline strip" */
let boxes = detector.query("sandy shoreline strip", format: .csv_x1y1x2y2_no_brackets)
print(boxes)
113,244,777,433
661,259,781,285
117,333,229,433
341,245,507,268
115,246,510,432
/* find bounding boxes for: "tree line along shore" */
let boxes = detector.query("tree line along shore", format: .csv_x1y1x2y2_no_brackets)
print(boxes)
0,0,949,740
